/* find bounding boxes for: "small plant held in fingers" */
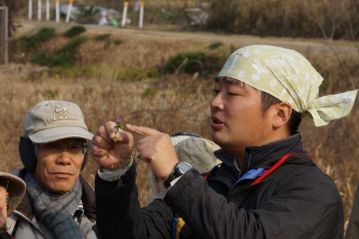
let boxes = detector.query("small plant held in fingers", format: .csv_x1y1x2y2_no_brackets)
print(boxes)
113,117,125,143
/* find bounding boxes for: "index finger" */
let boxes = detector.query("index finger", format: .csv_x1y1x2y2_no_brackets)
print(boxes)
126,124,160,137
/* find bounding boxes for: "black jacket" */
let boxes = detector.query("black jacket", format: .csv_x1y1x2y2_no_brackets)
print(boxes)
346,183,359,239
96,134,344,239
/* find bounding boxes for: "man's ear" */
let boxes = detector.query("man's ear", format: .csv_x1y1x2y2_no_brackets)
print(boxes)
271,102,292,130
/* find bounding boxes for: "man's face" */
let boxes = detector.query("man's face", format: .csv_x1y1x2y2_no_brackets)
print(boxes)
0,186,7,226
34,138,86,194
210,77,273,156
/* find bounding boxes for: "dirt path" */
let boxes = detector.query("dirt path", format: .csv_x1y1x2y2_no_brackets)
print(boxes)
16,20,359,57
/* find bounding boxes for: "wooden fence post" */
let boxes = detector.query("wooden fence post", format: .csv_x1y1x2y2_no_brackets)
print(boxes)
0,6,8,64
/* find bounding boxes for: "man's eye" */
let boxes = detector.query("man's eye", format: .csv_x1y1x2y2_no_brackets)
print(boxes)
228,92,240,96
212,89,220,95
43,144,57,150
69,144,82,150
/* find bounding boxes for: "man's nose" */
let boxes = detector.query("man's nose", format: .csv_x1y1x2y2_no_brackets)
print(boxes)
210,92,224,111
55,151,72,165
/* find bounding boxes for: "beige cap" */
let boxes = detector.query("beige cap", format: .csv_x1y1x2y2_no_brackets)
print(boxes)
172,135,221,174
24,100,93,143
0,172,26,214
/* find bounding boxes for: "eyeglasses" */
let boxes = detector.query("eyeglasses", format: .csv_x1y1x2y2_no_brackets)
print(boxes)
37,141,88,155
0,180,9,191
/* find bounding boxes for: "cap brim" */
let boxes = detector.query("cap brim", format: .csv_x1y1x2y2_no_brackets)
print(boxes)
28,126,94,144
0,172,26,214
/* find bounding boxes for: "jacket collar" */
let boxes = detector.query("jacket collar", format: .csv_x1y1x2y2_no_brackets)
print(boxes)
15,169,96,222
215,134,306,173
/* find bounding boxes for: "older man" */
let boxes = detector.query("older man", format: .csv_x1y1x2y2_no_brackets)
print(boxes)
93,45,357,239
6,100,97,239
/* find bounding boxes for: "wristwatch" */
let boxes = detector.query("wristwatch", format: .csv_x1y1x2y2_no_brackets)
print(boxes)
164,162,193,188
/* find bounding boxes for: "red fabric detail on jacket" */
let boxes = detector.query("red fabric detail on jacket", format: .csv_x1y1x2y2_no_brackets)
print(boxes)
251,153,294,186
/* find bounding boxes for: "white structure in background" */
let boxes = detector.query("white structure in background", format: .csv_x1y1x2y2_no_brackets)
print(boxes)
139,0,144,28
0,6,8,64
56,0,60,22
46,0,50,21
99,10,109,26
28,0,33,19
26,0,144,28
184,7,209,25
29,0,59,22
121,1,145,28
60,4,79,21
121,1,128,27
65,0,74,23
37,0,42,20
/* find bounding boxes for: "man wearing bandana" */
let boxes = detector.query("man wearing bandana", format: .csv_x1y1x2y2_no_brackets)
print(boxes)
93,45,357,239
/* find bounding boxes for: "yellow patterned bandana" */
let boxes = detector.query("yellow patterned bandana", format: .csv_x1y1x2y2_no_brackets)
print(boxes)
218,45,358,127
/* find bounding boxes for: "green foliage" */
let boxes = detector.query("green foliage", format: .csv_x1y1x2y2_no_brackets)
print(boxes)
64,25,87,38
208,41,224,50
42,89,59,99
142,88,158,98
32,37,87,67
94,34,123,49
48,65,96,78
117,67,157,81
112,39,123,46
95,34,112,41
20,28,55,50
162,51,225,76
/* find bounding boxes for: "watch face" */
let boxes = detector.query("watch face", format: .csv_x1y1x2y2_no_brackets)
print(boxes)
177,162,193,174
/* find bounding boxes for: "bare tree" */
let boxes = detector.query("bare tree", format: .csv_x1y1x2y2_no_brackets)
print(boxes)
304,0,357,89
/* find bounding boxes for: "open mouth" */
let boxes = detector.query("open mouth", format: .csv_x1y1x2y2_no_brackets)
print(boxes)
210,116,225,130
211,116,223,124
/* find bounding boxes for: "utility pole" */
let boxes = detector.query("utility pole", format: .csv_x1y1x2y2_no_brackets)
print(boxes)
28,0,33,19
139,0,144,28
0,6,8,64
121,1,128,27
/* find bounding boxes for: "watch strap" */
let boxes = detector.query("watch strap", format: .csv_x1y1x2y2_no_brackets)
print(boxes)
164,163,179,188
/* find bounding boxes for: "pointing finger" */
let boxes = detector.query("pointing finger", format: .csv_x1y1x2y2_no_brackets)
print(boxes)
126,124,160,137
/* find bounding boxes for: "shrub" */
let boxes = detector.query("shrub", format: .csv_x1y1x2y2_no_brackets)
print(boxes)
118,67,157,81
64,25,87,38
208,41,224,50
32,37,87,67
162,51,225,76
20,28,56,50
94,34,111,41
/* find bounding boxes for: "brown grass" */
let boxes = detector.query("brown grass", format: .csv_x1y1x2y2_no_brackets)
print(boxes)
1,29,358,228
207,0,359,40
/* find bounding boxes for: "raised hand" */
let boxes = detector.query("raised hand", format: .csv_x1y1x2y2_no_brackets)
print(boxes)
126,124,178,180
92,121,134,171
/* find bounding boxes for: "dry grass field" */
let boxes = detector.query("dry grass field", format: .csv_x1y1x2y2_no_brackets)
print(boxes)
1,20,358,230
